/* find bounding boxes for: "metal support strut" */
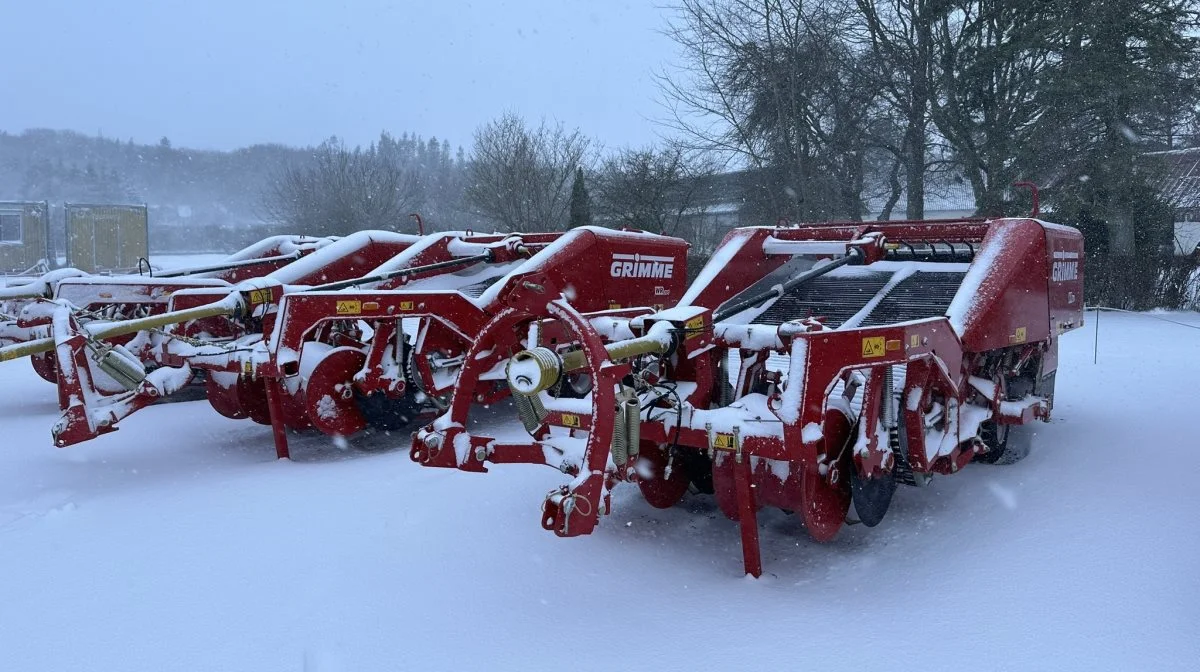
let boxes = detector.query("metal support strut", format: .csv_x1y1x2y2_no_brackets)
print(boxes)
264,377,291,460
730,429,763,578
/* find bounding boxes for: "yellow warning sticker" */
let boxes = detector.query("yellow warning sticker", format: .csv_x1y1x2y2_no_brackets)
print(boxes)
1012,326,1027,344
713,433,736,450
608,302,622,310
561,413,581,428
399,301,415,311
909,334,921,349
861,336,886,358
247,288,272,305
336,300,362,315
684,314,705,339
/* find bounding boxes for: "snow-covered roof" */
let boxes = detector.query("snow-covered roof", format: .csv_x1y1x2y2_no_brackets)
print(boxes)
1148,147,1200,210
861,173,978,219
1175,221,1200,256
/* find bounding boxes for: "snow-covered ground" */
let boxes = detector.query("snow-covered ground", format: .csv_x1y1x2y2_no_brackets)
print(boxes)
1,309,1198,671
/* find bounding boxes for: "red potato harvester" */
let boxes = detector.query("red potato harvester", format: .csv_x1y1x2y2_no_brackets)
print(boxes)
255,226,691,459
5,228,688,456
411,217,1085,577
0,234,338,384
0,230,423,446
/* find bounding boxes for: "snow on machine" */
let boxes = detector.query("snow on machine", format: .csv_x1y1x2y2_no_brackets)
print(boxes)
253,226,689,459
0,229,422,445
411,217,1086,576
7,227,690,458
0,234,338,383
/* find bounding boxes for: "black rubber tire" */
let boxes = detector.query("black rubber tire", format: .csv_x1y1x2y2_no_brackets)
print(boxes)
677,449,715,494
975,421,1034,465
355,391,422,433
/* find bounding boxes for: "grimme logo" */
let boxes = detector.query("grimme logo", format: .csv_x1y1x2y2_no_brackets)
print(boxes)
1051,250,1079,282
610,253,675,279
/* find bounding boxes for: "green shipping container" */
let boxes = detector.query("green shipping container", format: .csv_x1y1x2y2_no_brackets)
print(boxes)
65,203,149,273
0,201,51,275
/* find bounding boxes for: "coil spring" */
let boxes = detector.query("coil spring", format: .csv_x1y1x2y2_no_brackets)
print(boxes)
883,365,895,429
623,397,641,460
514,390,548,434
507,347,562,395
611,412,628,466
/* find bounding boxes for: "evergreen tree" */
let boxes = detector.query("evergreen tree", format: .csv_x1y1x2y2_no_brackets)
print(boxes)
569,167,592,228
1026,0,1200,306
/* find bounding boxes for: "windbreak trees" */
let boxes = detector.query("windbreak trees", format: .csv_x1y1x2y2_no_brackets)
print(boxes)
463,113,593,231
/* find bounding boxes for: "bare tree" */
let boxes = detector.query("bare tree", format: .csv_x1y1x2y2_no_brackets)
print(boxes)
463,113,593,231
659,0,881,221
262,138,422,236
855,0,940,219
928,1,1057,216
592,145,715,236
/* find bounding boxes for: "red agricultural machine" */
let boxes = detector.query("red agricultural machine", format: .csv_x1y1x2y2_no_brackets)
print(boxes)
411,217,1085,576
0,234,338,383
255,226,688,459
7,227,690,458
0,230,421,442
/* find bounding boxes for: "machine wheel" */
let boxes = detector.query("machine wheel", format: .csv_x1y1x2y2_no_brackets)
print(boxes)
799,406,854,542
30,352,58,383
355,389,422,433
975,421,1033,465
850,420,898,528
799,465,851,542
679,449,714,494
636,441,692,509
240,378,274,426
851,469,897,527
205,372,249,419
207,373,272,424
304,347,370,437
973,366,1037,465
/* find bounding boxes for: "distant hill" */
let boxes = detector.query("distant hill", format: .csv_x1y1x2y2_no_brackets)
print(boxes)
0,128,468,251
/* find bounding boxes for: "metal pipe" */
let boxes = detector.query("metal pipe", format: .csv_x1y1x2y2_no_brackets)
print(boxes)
1013,181,1040,218
0,298,242,362
0,337,58,362
712,249,862,323
152,250,303,278
307,252,495,293
0,286,51,301
508,333,675,396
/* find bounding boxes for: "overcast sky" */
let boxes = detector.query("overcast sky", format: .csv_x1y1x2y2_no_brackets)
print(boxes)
1,0,680,153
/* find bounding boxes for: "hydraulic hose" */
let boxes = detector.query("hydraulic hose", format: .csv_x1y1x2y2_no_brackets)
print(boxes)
307,252,496,292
